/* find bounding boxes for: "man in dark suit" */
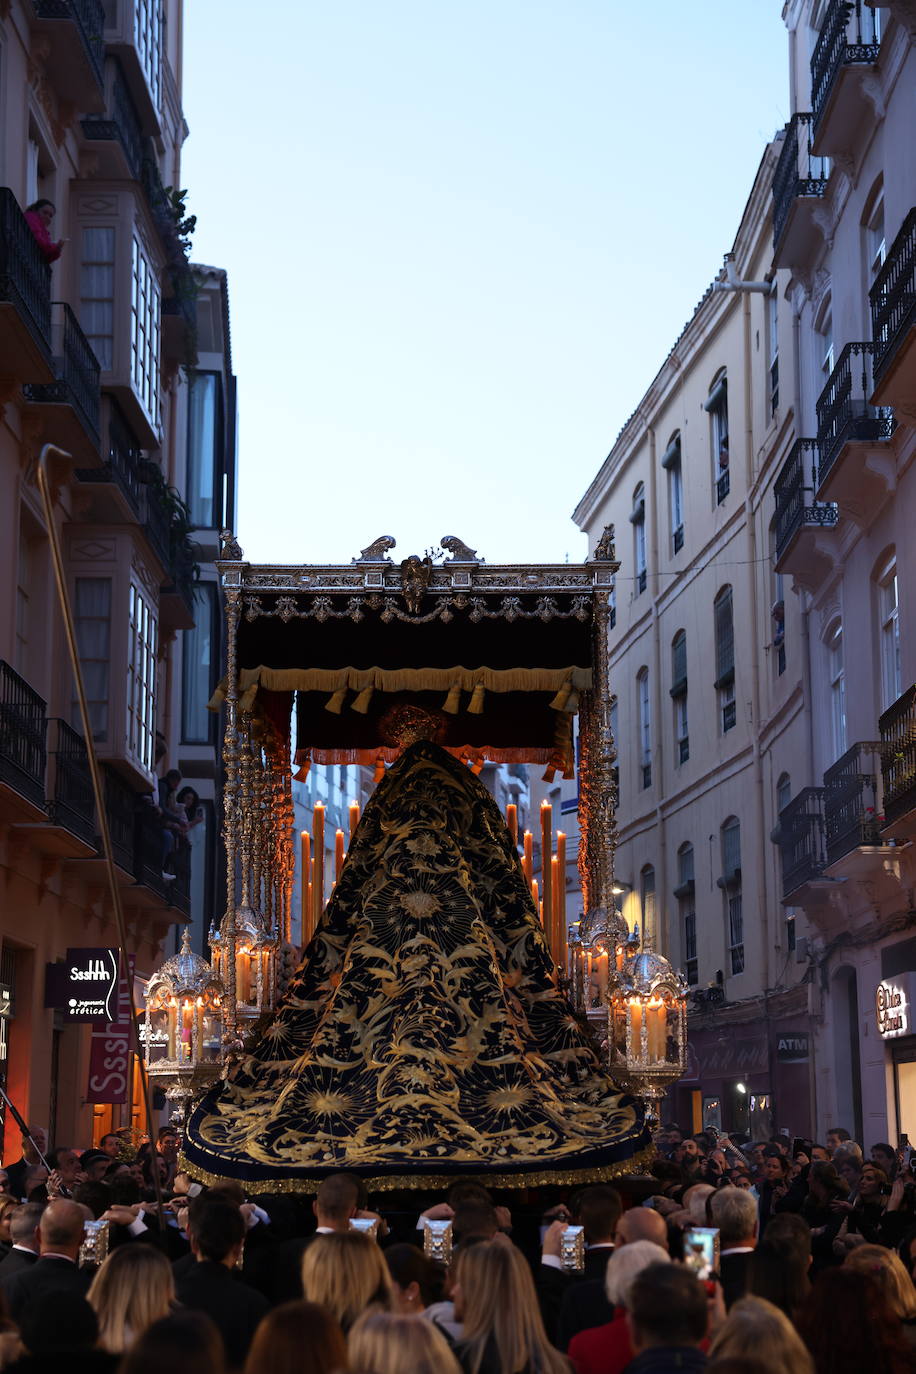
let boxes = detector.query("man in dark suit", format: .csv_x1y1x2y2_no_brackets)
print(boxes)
0,1203,43,1279
537,1186,622,1345
1,1198,91,1321
175,1196,269,1370
4,1127,47,1202
709,1185,758,1309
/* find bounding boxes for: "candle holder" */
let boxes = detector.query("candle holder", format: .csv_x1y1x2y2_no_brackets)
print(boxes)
607,943,688,1131
210,903,278,1021
144,929,225,1125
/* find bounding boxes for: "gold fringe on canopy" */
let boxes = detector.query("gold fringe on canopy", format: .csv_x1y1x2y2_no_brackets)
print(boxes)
179,1143,657,1195
208,665,592,713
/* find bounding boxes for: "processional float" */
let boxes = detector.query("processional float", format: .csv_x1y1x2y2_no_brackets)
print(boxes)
148,531,687,1185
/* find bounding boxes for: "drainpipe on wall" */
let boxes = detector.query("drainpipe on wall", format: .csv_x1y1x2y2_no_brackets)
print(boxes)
647,425,669,956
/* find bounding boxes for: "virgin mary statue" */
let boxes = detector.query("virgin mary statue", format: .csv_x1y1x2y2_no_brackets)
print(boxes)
182,737,649,1190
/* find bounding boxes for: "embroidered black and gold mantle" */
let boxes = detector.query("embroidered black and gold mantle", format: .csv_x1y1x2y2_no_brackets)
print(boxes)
182,742,648,1189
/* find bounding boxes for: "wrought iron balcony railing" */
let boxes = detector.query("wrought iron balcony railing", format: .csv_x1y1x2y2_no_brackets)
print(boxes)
47,718,96,845
816,341,894,485
777,787,827,900
81,59,145,180
0,660,47,809
101,767,138,873
0,188,52,357
812,0,881,137
23,303,101,442
773,438,839,562
871,207,916,388
824,741,883,865
716,470,730,505
772,113,830,252
879,685,916,831
32,0,105,88
76,402,146,516
169,838,192,915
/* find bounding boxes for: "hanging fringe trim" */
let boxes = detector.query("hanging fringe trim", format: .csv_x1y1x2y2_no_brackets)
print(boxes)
351,686,374,714
209,664,592,711
178,1142,656,1194
443,684,462,714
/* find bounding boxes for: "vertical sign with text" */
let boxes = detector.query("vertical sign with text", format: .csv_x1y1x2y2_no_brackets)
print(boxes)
86,955,135,1105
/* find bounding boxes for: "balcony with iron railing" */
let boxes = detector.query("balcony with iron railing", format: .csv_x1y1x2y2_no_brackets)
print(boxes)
81,58,145,181
76,402,147,519
811,0,883,155
22,303,101,462
870,207,916,409
823,741,888,872
47,718,96,848
879,685,916,839
772,113,831,268
0,189,54,382
815,342,895,510
28,0,106,111
773,438,839,581
0,661,48,814
777,787,828,902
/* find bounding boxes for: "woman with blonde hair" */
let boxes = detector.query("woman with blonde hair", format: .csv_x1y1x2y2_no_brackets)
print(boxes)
709,1296,814,1374
452,1239,570,1374
300,1230,395,1333
244,1300,348,1374
349,1310,460,1374
87,1243,175,1353
845,1244,916,1345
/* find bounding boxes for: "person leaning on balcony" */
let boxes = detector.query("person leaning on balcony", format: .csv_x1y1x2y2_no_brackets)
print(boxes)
24,200,66,263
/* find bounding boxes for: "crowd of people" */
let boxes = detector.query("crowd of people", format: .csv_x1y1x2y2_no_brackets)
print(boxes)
0,1119,912,1371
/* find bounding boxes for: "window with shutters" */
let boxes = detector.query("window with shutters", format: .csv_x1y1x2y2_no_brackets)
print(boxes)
72,579,112,741
721,817,743,975
876,555,900,710
706,370,729,504
662,432,684,554
671,631,688,765
826,619,846,761
637,669,651,788
640,865,656,946
676,843,698,985
714,587,736,732
631,484,647,594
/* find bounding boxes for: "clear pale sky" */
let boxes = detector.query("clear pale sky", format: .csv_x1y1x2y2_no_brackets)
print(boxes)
181,2,788,566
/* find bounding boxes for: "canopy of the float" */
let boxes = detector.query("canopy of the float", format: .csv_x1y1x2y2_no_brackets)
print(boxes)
212,533,619,782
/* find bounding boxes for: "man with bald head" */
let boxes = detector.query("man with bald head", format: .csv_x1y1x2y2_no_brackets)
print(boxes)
1,1198,91,1320
615,1205,670,1251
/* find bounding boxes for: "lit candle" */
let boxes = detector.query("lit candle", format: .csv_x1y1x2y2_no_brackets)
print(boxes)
335,828,345,881
300,830,311,943
628,997,643,1054
237,947,250,1004
313,803,325,925
540,802,552,953
556,831,567,952
349,801,360,840
532,878,539,917
523,831,533,885
551,855,561,968
166,1001,177,1060
506,803,518,847
181,1000,193,1062
647,1000,667,1061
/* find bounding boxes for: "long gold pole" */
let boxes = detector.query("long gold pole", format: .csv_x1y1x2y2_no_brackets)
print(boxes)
36,445,164,1220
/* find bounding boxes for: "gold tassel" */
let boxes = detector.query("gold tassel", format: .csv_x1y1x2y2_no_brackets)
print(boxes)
542,765,557,783
471,758,485,775
239,683,259,712
549,680,572,711
468,683,485,715
325,688,347,714
292,763,311,781
565,689,580,715
351,686,374,714
373,755,386,783
443,684,461,714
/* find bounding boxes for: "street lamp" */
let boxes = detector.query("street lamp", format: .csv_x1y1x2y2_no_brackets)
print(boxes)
144,928,225,1124
607,943,688,1130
